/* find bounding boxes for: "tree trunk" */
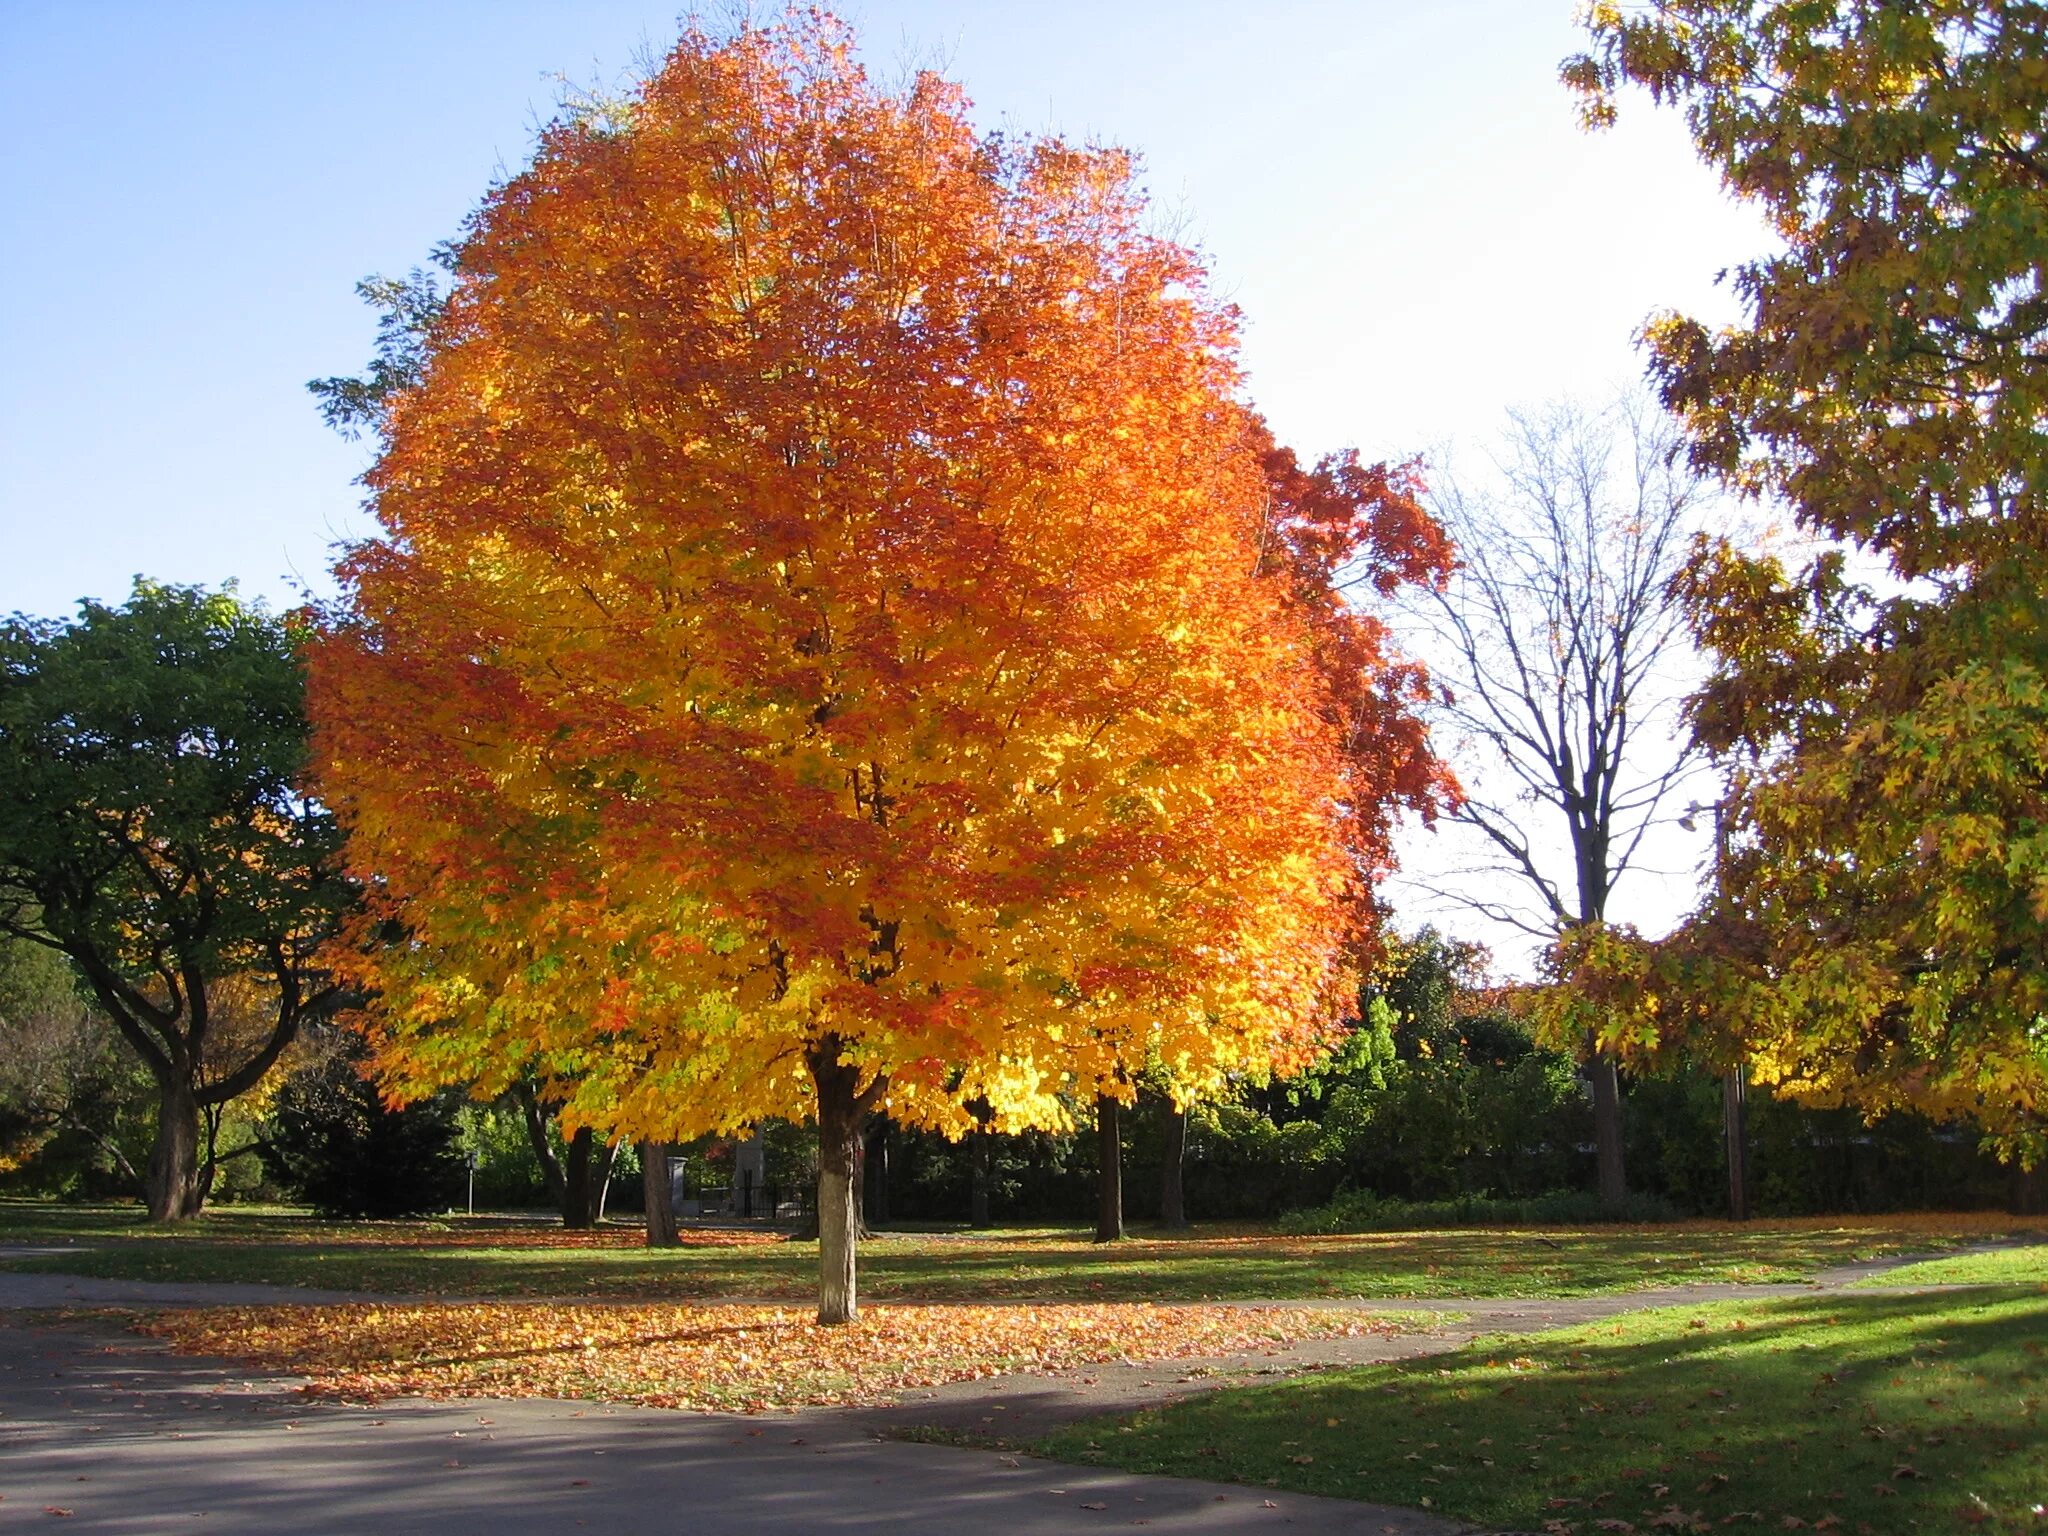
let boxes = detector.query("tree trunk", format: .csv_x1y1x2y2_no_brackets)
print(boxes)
862,1117,891,1230
2013,1162,2044,1217
562,1126,599,1228
968,1129,992,1228
516,1084,568,1209
1721,1069,1749,1221
197,1101,223,1208
1095,1094,1124,1243
594,1137,619,1223
146,1077,206,1221
69,1115,145,1202
640,1139,679,1247
1588,1047,1627,1212
813,1048,864,1324
1159,1099,1189,1231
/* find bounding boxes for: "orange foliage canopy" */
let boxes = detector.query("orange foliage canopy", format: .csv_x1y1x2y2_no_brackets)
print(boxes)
309,15,1448,1154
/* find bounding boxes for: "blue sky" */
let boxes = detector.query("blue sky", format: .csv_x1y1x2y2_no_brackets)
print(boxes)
0,2,1769,964
1,1,1768,621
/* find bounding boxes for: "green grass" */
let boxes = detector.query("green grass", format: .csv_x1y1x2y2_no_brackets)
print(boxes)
0,1201,2032,1303
1854,1244,2048,1289
1035,1289,2048,1534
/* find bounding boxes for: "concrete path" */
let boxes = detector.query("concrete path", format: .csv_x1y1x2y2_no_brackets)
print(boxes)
0,1242,2027,1535
0,1314,1459,1534
0,1250,387,1308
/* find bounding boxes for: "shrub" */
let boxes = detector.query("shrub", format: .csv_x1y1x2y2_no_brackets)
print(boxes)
262,1032,462,1218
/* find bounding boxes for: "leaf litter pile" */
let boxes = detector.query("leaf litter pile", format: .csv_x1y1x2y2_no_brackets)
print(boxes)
138,1302,1414,1413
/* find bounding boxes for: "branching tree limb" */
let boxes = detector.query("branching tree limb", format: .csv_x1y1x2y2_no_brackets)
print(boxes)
1405,393,1718,1207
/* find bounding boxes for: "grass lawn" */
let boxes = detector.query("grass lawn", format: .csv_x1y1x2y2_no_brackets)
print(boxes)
1852,1244,2048,1289
1035,1288,2048,1534
0,1201,2034,1303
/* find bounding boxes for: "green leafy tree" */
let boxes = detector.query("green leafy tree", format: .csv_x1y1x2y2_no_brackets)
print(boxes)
1565,3,2048,1155
0,583,354,1218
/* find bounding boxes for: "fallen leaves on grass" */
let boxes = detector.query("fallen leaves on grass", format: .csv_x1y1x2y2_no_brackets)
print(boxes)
136,1302,1409,1413
157,1224,786,1252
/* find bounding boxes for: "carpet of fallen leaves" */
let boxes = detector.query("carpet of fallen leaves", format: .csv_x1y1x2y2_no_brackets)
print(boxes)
138,1302,1409,1413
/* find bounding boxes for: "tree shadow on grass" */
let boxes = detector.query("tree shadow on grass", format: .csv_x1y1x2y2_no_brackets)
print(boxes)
1047,1288,2048,1533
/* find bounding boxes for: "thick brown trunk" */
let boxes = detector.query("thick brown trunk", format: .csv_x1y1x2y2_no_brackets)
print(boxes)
1721,1070,1749,1221
1095,1094,1124,1243
812,1045,864,1324
1159,1099,1189,1231
1588,1047,1627,1211
562,1126,599,1228
2014,1162,2045,1217
968,1130,992,1228
640,1139,679,1247
146,1077,206,1221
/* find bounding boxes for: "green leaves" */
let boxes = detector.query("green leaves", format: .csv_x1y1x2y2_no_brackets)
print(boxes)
0,581,354,1212
1573,4,2048,1159
0,581,347,987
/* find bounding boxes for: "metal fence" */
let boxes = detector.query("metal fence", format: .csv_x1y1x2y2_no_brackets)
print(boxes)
670,1163,810,1220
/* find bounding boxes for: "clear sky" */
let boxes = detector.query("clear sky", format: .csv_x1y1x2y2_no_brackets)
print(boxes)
0,1,1771,967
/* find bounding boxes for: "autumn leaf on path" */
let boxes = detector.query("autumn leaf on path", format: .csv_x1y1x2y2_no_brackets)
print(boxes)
136,1302,1409,1414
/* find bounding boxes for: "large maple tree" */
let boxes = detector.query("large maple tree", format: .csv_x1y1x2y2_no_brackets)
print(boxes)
1560,3,2048,1157
309,14,1448,1319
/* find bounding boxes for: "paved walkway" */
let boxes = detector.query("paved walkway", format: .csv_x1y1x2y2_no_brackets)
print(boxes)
0,1244,2024,1535
0,1314,1456,1534
840,1248,1986,1441
0,1252,385,1308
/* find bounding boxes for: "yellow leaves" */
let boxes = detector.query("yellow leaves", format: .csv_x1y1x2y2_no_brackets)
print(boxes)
140,1301,1393,1414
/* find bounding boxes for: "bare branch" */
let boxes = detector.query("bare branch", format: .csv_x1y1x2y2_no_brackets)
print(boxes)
1403,391,1726,945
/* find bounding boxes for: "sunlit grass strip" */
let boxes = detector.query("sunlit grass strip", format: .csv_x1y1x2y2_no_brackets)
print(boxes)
137,1301,1423,1414
1850,1244,2048,1288
1036,1289,2048,1534
9,1211,2038,1303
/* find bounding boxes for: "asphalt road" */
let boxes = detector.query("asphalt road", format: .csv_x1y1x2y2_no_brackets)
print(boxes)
0,1311,1463,1535
1,1242,2015,1534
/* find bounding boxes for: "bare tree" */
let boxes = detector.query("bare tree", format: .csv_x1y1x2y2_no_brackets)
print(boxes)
1409,393,1714,1209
